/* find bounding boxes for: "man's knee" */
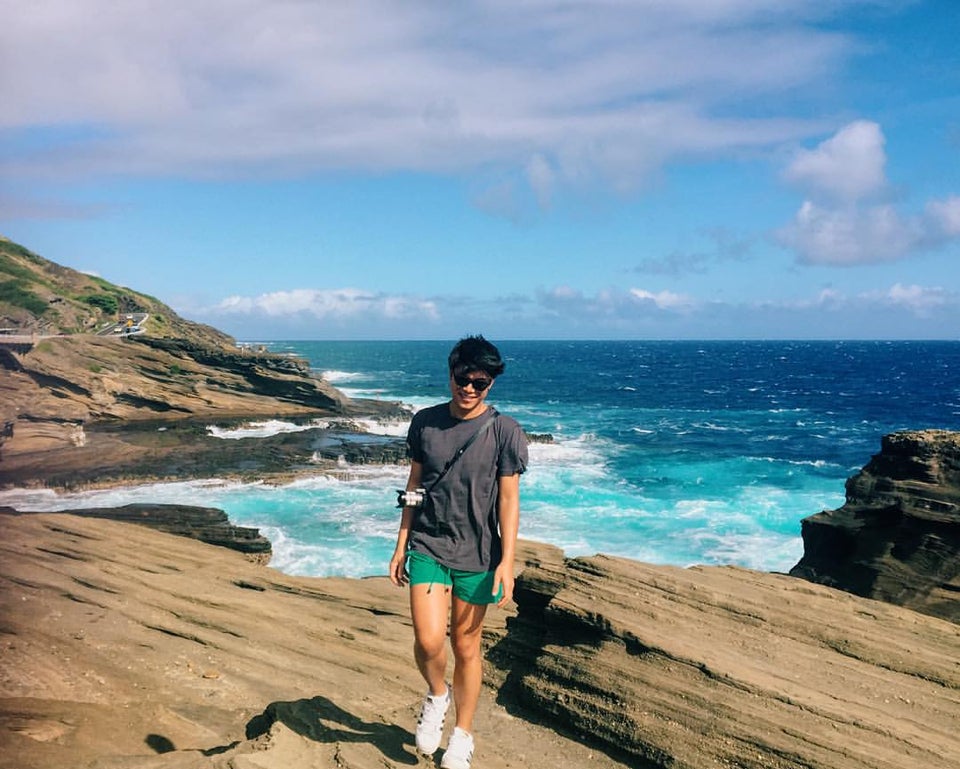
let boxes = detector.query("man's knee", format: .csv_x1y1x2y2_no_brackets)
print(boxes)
414,631,447,660
450,628,483,662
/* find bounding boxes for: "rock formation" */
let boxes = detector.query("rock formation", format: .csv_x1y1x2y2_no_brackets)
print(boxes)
4,512,957,769
790,429,960,623
1,333,349,435
494,550,959,769
0,513,630,769
0,238,411,488
3,503,273,561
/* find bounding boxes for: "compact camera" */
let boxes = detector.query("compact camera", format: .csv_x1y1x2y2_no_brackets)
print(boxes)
396,488,427,508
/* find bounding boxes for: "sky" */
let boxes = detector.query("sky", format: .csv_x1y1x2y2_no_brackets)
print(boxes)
1,0,959,341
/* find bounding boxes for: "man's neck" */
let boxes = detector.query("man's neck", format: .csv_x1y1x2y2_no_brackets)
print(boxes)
449,401,489,421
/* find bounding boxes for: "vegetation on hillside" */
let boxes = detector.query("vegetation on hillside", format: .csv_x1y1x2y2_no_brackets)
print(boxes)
0,236,233,347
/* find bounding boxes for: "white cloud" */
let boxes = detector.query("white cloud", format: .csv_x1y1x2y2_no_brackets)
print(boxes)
536,285,696,320
783,120,887,202
629,288,696,310
214,288,438,321
778,200,923,265
192,278,957,340
759,282,954,317
2,1,857,194
526,154,556,209
926,196,960,237
872,283,950,314
778,122,960,266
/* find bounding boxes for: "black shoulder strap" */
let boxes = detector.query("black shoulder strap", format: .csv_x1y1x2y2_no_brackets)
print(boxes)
426,408,499,494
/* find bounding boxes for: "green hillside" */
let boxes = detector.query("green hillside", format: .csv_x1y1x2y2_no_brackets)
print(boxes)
0,236,232,347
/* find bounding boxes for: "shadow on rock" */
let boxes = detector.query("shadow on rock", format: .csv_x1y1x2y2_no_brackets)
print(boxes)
487,560,663,769
247,695,418,766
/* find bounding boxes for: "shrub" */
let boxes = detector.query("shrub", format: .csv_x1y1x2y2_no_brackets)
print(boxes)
82,293,119,315
0,280,48,315
0,241,44,264
0,253,42,282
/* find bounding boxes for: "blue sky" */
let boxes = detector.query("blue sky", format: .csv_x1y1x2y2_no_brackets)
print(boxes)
2,0,958,340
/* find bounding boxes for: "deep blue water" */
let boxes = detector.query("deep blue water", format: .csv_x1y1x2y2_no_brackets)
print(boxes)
4,340,958,577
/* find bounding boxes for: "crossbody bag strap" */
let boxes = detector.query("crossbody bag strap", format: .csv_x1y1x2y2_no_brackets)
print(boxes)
425,408,499,495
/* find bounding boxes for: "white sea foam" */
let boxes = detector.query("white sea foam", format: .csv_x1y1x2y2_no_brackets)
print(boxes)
207,419,330,440
691,421,750,433
527,432,611,468
0,478,250,511
350,416,411,437
671,498,726,519
698,531,804,572
282,463,408,489
746,456,836,469
321,369,364,383
333,386,379,399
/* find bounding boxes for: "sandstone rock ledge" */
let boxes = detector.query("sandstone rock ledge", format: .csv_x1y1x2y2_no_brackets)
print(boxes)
791,429,960,623
494,552,960,769
0,513,627,769
3,513,959,769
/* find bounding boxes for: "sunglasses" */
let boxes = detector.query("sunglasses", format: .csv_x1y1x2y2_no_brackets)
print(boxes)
453,373,492,392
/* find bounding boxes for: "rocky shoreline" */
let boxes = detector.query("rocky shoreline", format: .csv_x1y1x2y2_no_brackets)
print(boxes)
1,503,274,562
3,245,958,767
2,430,959,768
791,429,960,624
0,415,410,490
3,507,958,769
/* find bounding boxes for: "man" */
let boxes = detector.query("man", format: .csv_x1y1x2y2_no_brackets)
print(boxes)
389,335,528,769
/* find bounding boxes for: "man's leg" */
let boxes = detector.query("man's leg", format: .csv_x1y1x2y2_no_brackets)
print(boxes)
449,595,488,732
410,583,451,695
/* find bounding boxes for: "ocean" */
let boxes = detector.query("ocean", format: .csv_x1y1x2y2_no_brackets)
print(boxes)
4,340,959,578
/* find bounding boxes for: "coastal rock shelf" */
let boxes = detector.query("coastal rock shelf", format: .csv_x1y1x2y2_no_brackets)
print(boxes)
0,514,629,769
495,550,960,769
3,502,273,561
0,238,411,485
3,513,958,769
791,429,960,623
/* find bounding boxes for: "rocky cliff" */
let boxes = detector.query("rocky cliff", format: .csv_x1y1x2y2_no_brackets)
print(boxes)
3,503,273,561
0,238,409,487
484,431,960,768
3,513,957,769
790,429,960,623
1,334,348,428
494,550,959,769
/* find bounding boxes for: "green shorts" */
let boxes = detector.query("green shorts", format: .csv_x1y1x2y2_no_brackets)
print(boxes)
407,551,503,605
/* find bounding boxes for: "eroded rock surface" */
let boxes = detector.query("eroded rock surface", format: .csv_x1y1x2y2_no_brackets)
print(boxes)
790,429,960,623
0,514,628,769
495,552,960,769
0,333,409,488
3,503,273,560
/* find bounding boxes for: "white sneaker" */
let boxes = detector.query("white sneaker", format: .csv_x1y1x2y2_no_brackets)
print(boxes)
415,686,450,755
440,727,474,769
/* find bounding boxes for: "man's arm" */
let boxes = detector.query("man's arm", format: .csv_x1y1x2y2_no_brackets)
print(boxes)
389,460,422,587
493,472,521,606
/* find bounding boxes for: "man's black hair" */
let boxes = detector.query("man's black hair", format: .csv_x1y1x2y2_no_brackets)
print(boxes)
448,335,506,378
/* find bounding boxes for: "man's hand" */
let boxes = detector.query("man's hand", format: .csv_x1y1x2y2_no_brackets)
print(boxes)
493,563,514,607
389,549,408,587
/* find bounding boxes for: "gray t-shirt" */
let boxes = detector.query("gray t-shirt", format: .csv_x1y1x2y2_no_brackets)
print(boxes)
406,403,528,572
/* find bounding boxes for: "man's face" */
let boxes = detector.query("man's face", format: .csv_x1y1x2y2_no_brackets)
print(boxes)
449,369,494,415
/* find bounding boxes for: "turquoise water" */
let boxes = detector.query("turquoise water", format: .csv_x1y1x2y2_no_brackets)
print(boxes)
5,340,959,578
